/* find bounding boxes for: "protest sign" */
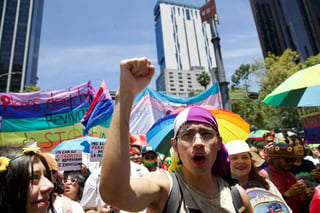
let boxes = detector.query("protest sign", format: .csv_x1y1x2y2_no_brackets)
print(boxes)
90,140,105,162
55,149,82,171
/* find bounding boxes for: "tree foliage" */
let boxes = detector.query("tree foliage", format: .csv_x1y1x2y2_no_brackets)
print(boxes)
24,84,40,92
196,71,210,90
231,64,251,88
230,49,320,132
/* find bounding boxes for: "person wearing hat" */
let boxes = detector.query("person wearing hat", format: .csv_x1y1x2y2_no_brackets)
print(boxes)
225,140,292,212
41,152,85,213
259,131,276,160
99,57,252,213
261,138,306,213
141,146,159,172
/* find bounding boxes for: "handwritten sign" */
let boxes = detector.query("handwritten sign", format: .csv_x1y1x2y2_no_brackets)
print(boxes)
90,141,105,162
55,149,82,171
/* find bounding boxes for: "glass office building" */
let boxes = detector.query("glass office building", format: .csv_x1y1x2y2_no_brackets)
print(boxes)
250,0,320,62
0,0,44,92
154,1,217,97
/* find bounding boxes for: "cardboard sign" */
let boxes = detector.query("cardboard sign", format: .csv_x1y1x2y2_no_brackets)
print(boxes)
90,141,105,162
55,149,82,171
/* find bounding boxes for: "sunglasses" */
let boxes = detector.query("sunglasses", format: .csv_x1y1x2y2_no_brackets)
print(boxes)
282,158,296,163
165,160,172,164
63,177,79,185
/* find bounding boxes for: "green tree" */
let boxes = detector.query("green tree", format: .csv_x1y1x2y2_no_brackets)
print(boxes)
230,49,306,132
231,64,251,88
196,71,210,90
24,84,40,92
305,53,320,67
254,49,303,131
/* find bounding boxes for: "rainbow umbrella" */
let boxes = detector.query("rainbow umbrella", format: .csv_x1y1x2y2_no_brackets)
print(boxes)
263,64,320,107
146,106,250,155
248,129,270,140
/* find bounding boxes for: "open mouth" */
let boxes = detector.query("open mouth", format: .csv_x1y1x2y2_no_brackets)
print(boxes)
192,153,206,165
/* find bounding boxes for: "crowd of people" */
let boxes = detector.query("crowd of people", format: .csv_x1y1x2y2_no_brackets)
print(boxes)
0,57,319,213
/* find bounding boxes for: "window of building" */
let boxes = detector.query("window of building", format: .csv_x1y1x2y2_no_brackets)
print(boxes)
186,9,190,20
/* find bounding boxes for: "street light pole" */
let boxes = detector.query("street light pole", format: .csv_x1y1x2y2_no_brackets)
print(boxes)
204,0,231,111
0,71,22,92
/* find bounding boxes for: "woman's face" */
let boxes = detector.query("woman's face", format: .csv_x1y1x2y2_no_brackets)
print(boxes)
294,139,304,156
26,159,54,213
63,175,80,201
229,152,251,182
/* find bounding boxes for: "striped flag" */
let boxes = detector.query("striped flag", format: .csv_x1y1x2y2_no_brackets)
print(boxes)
129,81,222,134
81,80,114,135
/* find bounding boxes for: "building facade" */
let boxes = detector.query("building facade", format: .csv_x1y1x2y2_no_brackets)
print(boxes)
0,0,44,92
154,1,217,97
250,0,320,62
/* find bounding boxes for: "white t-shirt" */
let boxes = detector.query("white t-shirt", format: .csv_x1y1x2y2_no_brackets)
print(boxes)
54,195,84,213
80,161,149,212
305,155,320,166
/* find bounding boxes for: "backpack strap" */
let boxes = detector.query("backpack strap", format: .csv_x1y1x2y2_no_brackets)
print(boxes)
230,185,245,213
163,171,183,213
265,167,272,181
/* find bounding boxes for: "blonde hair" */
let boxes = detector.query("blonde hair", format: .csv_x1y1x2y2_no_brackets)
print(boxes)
167,147,182,172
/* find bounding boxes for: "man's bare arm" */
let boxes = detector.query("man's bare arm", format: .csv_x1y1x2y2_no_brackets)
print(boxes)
99,58,162,211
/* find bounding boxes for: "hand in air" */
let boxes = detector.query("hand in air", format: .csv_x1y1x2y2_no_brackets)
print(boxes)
119,57,155,97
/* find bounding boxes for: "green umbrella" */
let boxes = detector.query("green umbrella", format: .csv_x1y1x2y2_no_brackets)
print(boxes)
263,64,320,107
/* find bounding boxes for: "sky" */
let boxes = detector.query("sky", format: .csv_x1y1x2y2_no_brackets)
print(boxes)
38,0,263,92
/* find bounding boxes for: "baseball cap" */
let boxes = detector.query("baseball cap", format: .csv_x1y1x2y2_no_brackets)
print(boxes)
225,140,265,167
173,106,219,137
142,146,156,155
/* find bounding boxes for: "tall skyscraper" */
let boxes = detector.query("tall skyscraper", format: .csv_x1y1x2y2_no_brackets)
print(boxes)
250,0,320,62
154,1,217,97
0,0,44,92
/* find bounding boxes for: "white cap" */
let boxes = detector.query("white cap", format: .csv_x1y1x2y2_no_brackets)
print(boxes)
225,140,250,155
225,140,265,167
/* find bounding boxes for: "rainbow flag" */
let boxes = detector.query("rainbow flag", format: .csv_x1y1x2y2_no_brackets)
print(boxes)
0,81,105,152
